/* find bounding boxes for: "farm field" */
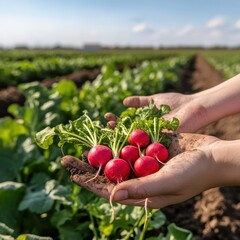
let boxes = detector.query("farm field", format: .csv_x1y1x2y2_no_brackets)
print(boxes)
0,49,240,240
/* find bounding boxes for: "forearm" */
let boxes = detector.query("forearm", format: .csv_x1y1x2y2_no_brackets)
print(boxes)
195,74,240,123
211,140,240,186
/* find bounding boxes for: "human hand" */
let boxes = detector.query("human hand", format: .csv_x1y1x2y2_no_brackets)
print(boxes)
105,93,209,133
61,133,223,208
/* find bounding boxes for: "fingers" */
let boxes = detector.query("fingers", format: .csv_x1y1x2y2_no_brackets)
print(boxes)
61,155,114,199
111,171,171,202
104,112,117,121
107,121,117,129
104,112,117,129
116,195,185,209
123,96,151,108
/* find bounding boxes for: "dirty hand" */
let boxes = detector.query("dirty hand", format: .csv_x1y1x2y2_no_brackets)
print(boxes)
61,133,240,208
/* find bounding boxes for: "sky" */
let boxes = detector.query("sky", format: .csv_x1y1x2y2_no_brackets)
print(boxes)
1,0,240,48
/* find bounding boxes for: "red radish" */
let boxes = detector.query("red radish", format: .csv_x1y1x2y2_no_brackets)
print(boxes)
129,129,150,148
146,142,168,163
85,145,113,183
104,158,130,183
88,145,113,168
119,145,140,165
134,156,160,177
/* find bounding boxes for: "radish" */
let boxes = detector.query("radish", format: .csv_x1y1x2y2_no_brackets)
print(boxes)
146,142,168,163
119,145,140,165
104,158,130,183
134,156,160,177
88,145,113,167
129,129,150,148
86,145,113,182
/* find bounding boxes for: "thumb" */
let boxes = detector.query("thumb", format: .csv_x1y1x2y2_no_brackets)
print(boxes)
123,96,151,108
112,173,167,201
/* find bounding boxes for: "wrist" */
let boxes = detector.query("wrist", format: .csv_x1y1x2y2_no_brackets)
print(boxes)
210,140,240,186
193,74,240,124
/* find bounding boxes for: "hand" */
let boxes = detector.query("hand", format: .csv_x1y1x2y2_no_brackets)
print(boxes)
105,92,210,133
61,133,221,208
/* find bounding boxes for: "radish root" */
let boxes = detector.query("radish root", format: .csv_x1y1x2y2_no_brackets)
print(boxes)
109,186,118,222
155,155,166,165
84,165,102,183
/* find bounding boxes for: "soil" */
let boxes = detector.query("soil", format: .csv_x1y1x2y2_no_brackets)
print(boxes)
41,68,101,89
161,54,240,239
0,54,239,239
0,87,25,118
0,68,100,118
0,63,137,118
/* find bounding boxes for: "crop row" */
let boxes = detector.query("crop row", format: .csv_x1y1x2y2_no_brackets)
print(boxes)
0,51,175,88
0,57,193,240
204,53,240,78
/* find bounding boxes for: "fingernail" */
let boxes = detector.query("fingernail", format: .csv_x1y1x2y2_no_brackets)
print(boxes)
113,190,128,201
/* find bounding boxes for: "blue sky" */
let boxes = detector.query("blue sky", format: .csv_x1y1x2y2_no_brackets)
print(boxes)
0,0,240,48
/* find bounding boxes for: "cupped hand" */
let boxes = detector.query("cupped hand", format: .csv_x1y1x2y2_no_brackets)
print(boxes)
61,133,221,209
105,93,209,133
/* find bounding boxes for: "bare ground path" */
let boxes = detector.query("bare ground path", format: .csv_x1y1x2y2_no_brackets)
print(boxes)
162,54,240,239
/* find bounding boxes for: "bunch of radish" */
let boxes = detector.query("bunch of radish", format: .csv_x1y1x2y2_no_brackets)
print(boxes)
102,128,169,183
81,103,178,184
35,101,180,228
36,101,179,184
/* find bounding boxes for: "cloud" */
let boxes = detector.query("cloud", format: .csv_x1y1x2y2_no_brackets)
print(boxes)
206,16,226,28
209,30,222,38
176,24,193,37
235,19,240,29
132,22,153,34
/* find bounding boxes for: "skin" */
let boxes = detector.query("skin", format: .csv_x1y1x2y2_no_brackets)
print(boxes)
61,74,240,208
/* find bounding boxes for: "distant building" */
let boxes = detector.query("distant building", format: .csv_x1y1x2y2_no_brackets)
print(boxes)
82,43,102,51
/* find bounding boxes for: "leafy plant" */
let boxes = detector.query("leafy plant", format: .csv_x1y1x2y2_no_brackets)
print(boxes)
0,57,193,239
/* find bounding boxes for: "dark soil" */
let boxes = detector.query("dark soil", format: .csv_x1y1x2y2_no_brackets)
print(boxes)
0,63,137,118
41,68,101,89
0,87,25,117
0,68,101,118
161,54,240,239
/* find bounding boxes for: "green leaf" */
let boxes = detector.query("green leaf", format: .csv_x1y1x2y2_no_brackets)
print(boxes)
18,180,71,214
168,117,180,131
119,107,136,120
167,223,194,240
160,104,171,115
16,234,53,240
0,148,24,182
0,222,14,235
0,117,27,147
0,182,25,231
28,173,50,191
57,223,90,240
99,221,114,236
53,80,78,97
0,234,15,240
18,189,54,214
35,127,56,149
46,180,71,204
50,210,73,228
148,210,166,230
